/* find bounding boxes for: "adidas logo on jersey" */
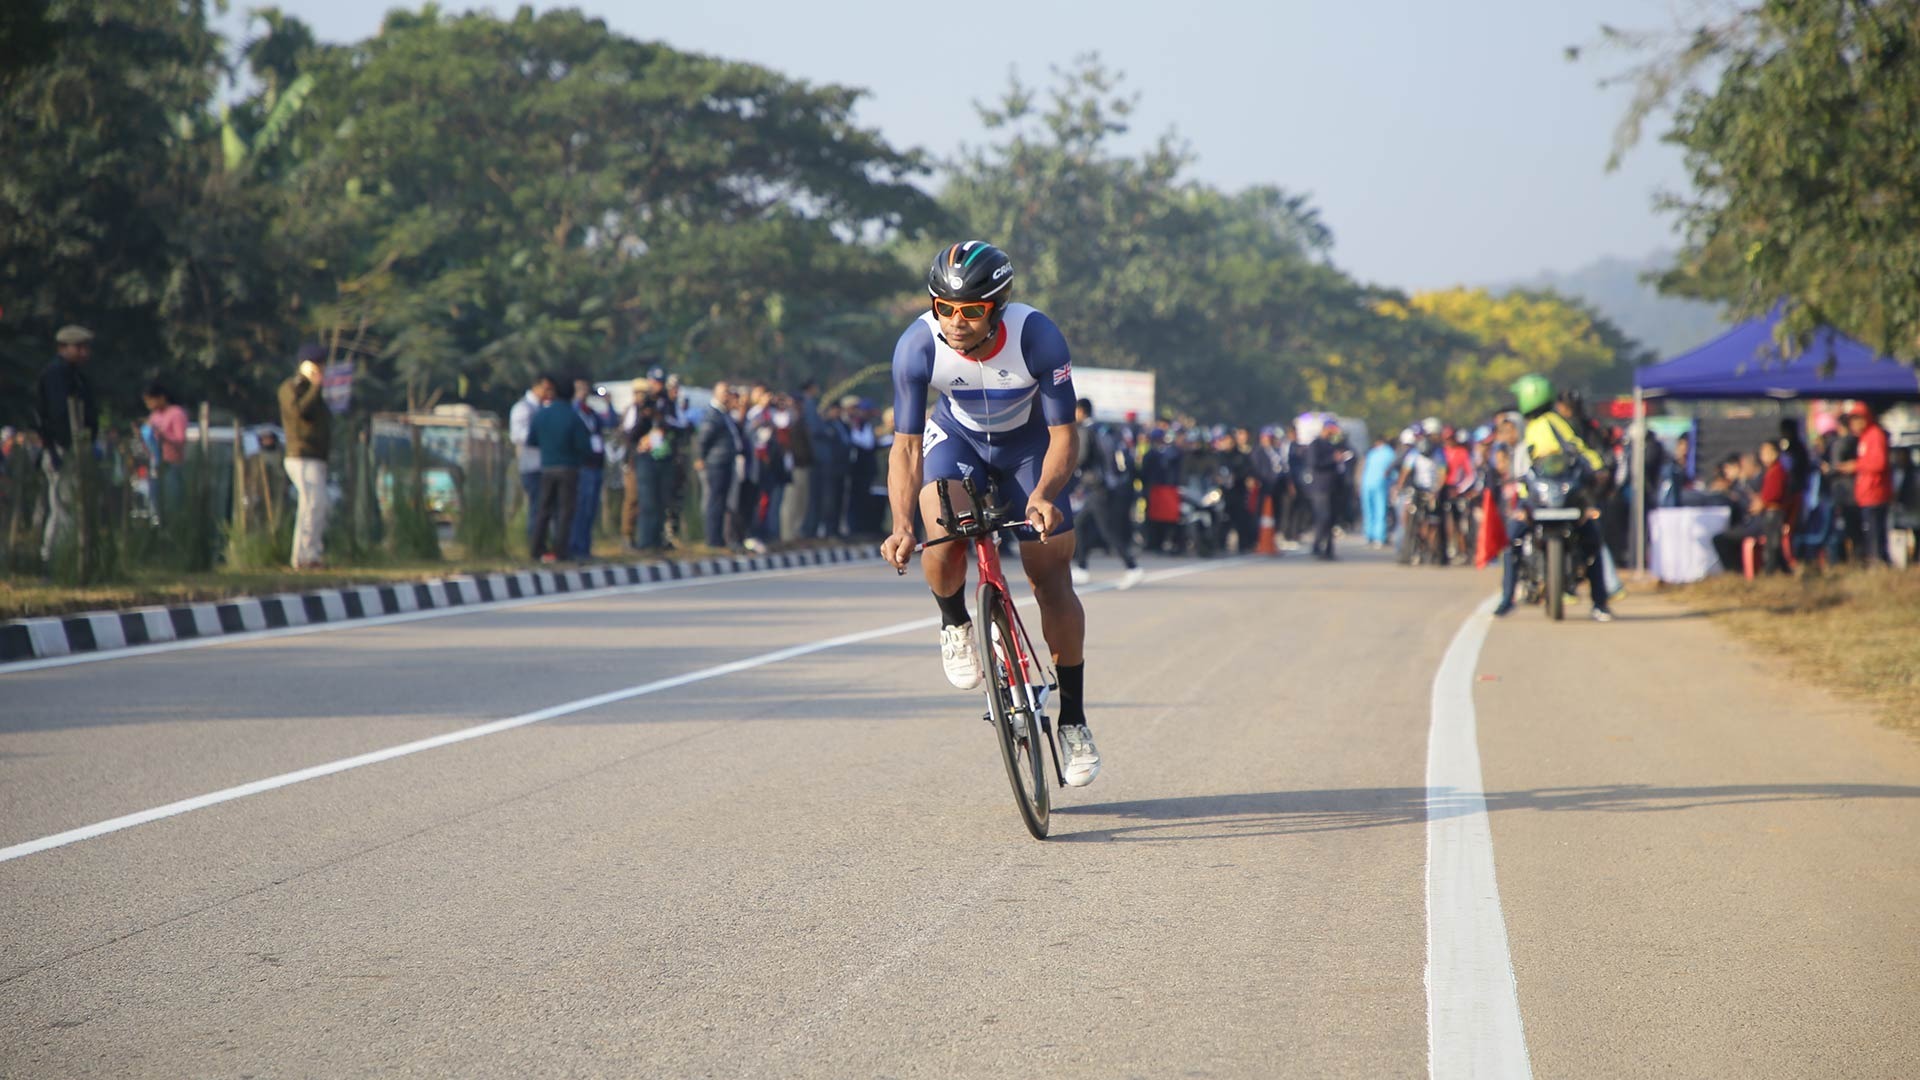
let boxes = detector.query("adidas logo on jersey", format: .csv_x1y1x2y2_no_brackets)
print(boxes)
950,376,968,386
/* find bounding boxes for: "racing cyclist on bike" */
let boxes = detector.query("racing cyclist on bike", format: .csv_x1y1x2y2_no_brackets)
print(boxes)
879,241,1101,787
1393,422,1447,564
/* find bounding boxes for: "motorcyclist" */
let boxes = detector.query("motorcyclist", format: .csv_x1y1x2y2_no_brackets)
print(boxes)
1508,374,1614,622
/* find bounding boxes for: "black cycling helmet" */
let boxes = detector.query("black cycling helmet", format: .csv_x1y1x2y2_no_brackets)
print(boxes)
927,241,1013,333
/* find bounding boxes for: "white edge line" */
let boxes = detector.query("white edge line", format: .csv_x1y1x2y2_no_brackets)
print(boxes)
1426,593,1531,1079
0,559,1233,863
0,560,866,676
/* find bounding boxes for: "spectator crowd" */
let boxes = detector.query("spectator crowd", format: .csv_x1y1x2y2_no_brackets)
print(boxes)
10,322,1915,584
507,369,899,561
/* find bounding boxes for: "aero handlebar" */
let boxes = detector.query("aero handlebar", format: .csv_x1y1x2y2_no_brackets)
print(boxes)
892,478,1046,574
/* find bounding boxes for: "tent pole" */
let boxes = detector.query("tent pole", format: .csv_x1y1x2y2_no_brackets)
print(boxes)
1632,386,1647,574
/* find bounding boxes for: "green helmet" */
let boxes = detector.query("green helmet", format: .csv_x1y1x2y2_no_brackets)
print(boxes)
1511,373,1553,415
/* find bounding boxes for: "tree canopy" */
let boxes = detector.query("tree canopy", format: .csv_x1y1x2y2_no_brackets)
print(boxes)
2,6,1650,437
1593,0,1920,368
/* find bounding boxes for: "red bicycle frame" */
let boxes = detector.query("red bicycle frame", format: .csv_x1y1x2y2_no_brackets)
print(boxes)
912,478,1055,738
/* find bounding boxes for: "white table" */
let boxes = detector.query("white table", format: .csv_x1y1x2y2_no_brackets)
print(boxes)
1649,505,1732,583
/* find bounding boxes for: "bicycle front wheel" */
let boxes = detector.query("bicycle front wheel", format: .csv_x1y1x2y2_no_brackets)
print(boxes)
977,583,1049,839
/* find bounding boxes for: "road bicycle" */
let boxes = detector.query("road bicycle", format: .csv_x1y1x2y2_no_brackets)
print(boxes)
902,477,1061,839
1405,489,1448,567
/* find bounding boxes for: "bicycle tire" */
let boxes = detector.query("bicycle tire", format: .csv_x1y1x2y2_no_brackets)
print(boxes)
976,583,1049,839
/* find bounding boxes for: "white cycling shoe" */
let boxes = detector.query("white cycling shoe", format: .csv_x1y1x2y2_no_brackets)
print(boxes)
1058,723,1101,787
940,623,984,690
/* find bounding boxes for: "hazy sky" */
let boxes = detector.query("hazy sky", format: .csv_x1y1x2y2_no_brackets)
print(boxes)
215,0,1699,292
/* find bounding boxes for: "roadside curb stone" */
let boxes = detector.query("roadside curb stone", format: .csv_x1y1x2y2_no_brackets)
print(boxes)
0,545,882,666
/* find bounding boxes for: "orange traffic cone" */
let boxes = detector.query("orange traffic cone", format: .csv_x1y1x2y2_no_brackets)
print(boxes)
1256,496,1278,555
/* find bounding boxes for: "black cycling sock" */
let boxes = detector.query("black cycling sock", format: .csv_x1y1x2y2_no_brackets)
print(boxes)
933,587,970,628
1056,662,1086,727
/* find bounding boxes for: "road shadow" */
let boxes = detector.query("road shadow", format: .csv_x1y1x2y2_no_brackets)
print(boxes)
1607,609,1716,622
1049,782,1920,843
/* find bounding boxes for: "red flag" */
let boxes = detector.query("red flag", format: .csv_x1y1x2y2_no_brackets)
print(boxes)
1474,487,1508,569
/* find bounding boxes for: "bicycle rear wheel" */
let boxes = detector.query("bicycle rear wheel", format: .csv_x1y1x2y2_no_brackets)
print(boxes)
976,583,1049,839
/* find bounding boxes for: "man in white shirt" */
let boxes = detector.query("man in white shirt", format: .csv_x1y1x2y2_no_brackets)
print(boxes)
508,380,544,550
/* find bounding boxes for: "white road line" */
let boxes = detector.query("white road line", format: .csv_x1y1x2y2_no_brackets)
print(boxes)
0,560,1235,864
0,563,846,676
1426,593,1531,1079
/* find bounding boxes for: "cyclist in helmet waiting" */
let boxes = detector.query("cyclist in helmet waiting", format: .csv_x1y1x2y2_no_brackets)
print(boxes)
880,241,1101,787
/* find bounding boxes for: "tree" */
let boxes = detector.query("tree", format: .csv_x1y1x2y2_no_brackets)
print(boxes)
0,0,225,424
1588,0,1920,367
278,7,942,412
941,57,1344,423
1376,288,1646,421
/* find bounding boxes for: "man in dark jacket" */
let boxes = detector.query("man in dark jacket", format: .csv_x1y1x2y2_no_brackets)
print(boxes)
810,398,850,539
1140,428,1183,553
695,381,745,549
1071,399,1144,587
621,368,673,551
278,343,333,569
1301,421,1343,560
525,373,592,561
1251,427,1288,548
35,324,100,561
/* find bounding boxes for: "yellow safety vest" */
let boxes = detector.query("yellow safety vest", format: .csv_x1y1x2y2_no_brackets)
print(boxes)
1523,413,1604,472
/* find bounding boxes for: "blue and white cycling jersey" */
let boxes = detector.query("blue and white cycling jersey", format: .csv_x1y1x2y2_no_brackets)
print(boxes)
890,303,1077,440
890,302,1079,534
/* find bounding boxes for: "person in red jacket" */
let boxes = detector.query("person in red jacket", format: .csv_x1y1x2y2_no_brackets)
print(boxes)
1840,402,1892,564
1712,439,1792,574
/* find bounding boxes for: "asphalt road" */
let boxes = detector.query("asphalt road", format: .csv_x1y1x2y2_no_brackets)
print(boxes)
2,548,1915,1078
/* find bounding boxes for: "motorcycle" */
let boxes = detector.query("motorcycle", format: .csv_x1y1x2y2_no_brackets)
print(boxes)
1519,456,1592,621
1178,470,1231,557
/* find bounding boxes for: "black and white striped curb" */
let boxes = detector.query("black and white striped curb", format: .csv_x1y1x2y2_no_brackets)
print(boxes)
0,546,882,666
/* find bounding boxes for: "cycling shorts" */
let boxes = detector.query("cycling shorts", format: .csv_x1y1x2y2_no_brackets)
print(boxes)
920,416,1075,539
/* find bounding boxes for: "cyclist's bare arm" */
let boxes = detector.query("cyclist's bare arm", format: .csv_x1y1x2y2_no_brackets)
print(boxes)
882,435,924,569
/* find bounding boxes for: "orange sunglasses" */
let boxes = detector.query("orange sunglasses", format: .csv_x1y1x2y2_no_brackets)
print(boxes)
932,297,996,320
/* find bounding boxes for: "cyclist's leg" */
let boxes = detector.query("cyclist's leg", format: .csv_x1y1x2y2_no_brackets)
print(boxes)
1003,452,1098,778
995,447,1083,667
1019,532,1083,666
917,421,985,600
919,424,990,689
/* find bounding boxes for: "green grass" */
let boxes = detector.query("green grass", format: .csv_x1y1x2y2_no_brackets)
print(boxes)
0,536,796,621
1658,568,1920,736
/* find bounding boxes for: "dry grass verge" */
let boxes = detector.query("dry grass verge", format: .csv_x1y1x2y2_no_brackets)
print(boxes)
1658,569,1920,736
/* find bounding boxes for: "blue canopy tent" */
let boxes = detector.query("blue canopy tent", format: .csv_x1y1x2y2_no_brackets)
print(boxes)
1629,313,1920,570
1635,313,1920,401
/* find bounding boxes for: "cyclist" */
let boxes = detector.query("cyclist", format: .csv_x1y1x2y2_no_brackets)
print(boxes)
1443,427,1479,561
1394,422,1447,564
880,241,1101,787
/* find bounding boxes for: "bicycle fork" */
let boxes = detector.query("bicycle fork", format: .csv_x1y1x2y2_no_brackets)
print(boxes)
982,623,1067,788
